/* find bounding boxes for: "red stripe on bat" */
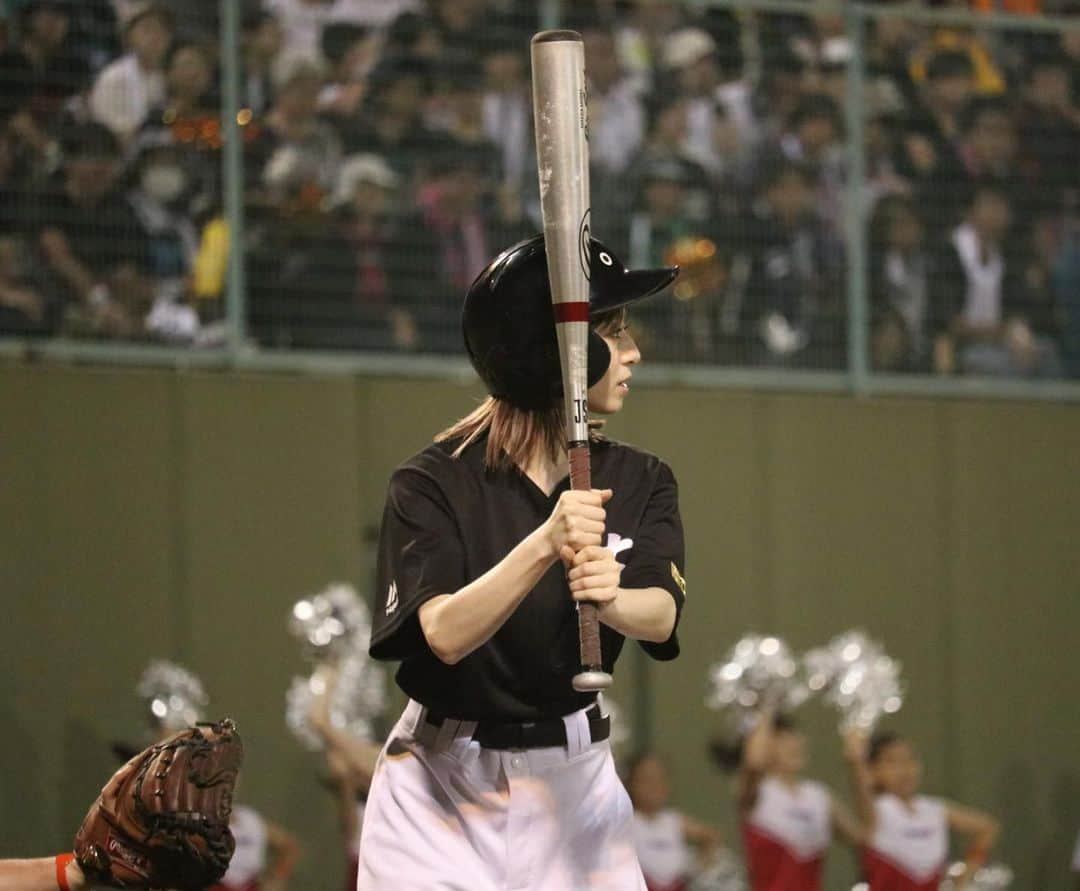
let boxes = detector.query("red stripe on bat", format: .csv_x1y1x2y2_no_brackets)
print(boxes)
553,302,589,322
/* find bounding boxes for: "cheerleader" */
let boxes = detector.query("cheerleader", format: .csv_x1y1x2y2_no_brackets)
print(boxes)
628,751,724,891
735,709,865,891
844,730,1000,890
208,806,299,891
307,668,382,891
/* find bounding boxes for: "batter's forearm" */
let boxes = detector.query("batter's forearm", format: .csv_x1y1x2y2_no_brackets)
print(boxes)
597,586,675,643
419,528,559,665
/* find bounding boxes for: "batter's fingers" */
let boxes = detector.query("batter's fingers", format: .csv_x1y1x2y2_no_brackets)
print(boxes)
568,560,621,581
567,531,603,550
559,544,576,568
571,545,612,565
570,572,621,590
569,504,607,522
564,516,606,535
571,586,618,603
561,489,610,507
567,554,617,575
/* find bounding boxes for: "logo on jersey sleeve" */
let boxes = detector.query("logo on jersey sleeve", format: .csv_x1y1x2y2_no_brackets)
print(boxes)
385,581,398,616
605,533,634,557
670,562,687,597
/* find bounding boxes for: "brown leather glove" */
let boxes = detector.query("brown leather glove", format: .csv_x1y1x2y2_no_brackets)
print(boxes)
74,719,243,889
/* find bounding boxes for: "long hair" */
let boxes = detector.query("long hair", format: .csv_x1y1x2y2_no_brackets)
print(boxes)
435,397,565,471
437,308,626,471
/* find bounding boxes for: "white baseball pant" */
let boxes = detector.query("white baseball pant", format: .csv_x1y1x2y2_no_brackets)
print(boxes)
356,699,646,891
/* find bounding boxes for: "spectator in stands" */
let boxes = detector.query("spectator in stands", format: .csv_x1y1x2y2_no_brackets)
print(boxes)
323,153,418,350
35,123,151,338
776,93,845,241
865,13,919,110
255,53,341,210
479,27,530,191
250,151,411,351
1014,50,1080,218
627,157,710,270
0,0,88,176
957,96,1042,227
241,10,283,117
613,0,687,92
1058,221,1080,378
959,97,1017,186
90,2,173,143
909,19,1006,97
342,54,433,181
941,182,1062,377
415,140,500,296
626,157,728,361
427,54,488,148
318,23,377,120
786,7,851,107
581,18,645,177
264,0,418,58
148,40,217,130
125,129,202,341
737,158,840,367
0,131,50,335
897,50,974,236
427,0,494,59
660,26,757,179
869,195,954,374
383,10,442,63
126,130,198,284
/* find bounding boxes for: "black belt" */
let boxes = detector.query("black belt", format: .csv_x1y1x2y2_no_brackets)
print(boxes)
424,705,610,750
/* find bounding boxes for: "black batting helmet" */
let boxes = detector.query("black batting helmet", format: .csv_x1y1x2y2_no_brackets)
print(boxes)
463,234,677,410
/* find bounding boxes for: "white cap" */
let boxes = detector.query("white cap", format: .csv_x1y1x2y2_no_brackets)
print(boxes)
271,50,327,92
329,153,399,207
662,28,716,70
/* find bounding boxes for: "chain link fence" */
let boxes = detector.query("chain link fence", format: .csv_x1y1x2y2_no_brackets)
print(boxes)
0,0,1077,388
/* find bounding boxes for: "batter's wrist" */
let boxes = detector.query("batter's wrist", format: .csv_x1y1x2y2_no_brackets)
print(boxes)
529,522,560,564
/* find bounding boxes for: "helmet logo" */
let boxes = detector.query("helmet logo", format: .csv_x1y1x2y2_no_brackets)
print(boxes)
599,251,613,267
578,209,592,281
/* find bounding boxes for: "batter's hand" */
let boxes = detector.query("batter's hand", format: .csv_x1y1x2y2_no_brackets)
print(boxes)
543,488,612,557
562,545,622,605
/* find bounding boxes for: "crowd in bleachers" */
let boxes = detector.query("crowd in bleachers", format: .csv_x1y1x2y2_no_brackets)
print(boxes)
0,0,1077,376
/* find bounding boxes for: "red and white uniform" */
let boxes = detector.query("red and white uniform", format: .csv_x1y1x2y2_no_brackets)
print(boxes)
211,805,266,891
742,777,831,891
862,794,947,891
631,808,692,891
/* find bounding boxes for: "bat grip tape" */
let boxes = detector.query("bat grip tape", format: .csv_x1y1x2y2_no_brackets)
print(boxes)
568,443,602,669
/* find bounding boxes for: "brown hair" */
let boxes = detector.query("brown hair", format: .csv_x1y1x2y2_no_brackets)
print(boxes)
435,397,565,471
436,309,626,471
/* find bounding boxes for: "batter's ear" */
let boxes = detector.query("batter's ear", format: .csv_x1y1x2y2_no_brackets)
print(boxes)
586,329,611,387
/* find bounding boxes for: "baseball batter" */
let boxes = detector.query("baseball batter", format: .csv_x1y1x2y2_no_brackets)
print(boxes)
357,234,685,890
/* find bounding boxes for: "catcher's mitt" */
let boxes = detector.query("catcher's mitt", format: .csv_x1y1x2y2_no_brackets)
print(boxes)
75,718,243,889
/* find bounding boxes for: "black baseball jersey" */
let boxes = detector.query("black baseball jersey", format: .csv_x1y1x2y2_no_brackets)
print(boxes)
369,433,686,722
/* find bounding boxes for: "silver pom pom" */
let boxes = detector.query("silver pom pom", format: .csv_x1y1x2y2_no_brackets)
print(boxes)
289,582,372,660
136,660,208,732
706,635,810,731
285,583,386,750
942,861,1013,889
803,630,904,731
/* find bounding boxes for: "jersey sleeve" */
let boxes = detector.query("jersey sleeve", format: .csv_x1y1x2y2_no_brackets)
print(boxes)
619,460,686,661
369,466,466,661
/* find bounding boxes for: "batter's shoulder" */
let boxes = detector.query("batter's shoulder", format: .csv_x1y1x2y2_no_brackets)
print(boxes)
391,436,482,486
593,437,677,482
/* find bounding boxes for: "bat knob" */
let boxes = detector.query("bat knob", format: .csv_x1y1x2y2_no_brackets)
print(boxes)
572,669,613,692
